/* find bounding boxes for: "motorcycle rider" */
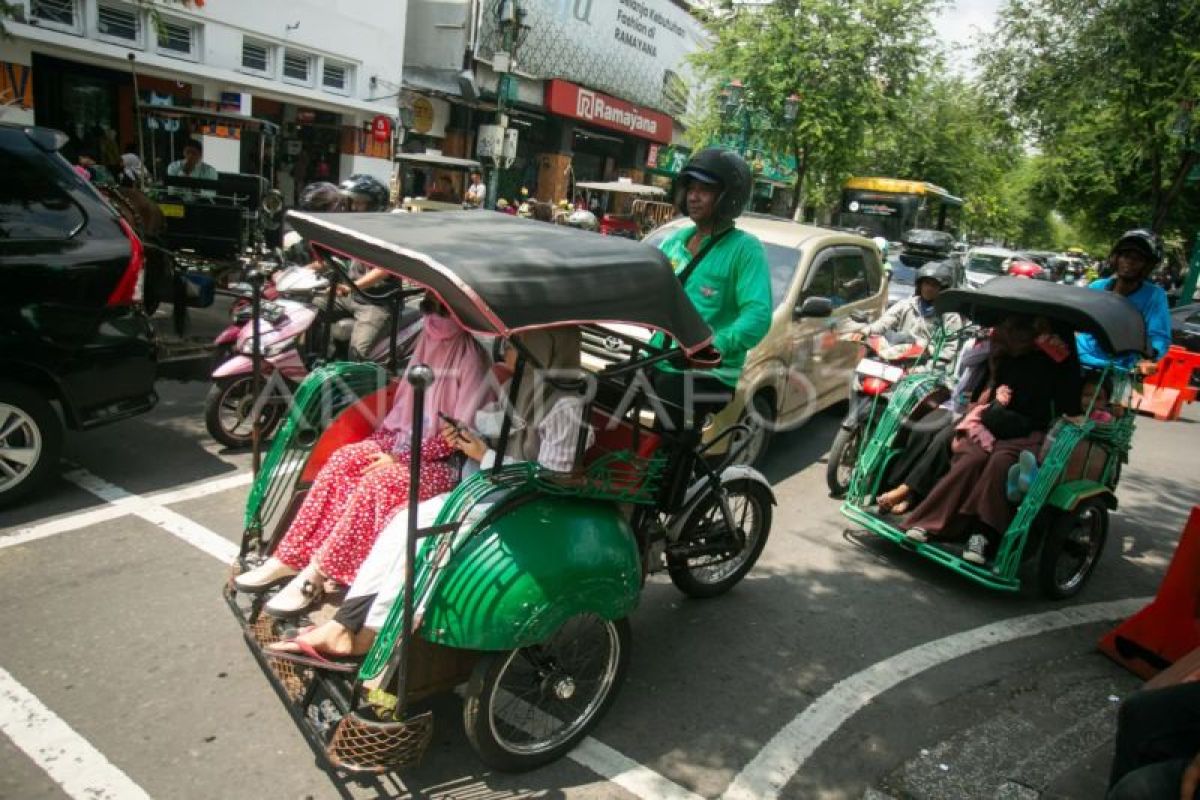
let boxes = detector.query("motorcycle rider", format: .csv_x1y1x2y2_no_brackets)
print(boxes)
311,174,397,360
650,147,772,430
1076,229,1172,375
851,260,964,366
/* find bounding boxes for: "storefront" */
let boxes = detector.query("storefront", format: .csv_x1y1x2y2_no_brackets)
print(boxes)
537,79,673,205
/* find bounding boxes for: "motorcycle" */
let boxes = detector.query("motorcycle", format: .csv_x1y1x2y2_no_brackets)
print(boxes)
826,329,927,496
205,260,422,449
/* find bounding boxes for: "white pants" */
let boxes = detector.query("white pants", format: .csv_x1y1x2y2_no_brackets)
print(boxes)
350,493,495,631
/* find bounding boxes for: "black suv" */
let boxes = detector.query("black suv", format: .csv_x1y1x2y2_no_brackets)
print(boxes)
0,124,157,506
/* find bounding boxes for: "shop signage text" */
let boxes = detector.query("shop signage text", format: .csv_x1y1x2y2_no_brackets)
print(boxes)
372,115,392,143
546,79,673,144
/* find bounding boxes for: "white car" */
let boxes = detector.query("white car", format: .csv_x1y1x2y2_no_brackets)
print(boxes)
965,246,1016,288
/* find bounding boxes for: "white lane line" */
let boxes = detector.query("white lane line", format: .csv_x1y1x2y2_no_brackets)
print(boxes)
0,666,152,800
573,738,708,800
1,471,251,552
62,469,238,563
721,597,1149,800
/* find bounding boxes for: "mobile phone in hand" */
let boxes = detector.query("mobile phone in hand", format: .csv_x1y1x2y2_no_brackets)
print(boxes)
438,411,466,435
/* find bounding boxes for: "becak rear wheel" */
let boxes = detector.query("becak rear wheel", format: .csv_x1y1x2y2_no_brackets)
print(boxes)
462,615,630,772
1037,498,1108,599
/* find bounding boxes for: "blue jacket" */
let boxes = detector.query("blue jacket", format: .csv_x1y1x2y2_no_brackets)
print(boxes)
1076,278,1172,369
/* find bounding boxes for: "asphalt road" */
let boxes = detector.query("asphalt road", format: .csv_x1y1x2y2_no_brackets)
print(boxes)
1,369,1196,800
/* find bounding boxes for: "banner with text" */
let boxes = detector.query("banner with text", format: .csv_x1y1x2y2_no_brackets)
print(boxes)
477,0,708,120
545,80,673,143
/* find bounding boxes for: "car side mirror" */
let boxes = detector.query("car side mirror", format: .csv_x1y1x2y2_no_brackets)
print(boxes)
796,296,834,319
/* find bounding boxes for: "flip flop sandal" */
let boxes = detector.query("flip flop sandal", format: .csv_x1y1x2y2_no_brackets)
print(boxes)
1006,463,1024,504
1017,450,1039,493
265,639,361,674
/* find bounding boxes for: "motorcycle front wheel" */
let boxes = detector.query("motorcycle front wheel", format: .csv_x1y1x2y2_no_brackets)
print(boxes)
204,375,286,449
826,425,862,498
667,478,773,598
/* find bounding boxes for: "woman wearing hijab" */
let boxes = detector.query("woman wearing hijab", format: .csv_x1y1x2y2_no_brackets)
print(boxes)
234,296,492,616
265,327,593,669
902,315,1083,565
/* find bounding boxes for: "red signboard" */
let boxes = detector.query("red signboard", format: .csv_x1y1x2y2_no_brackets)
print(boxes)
544,79,673,145
371,114,393,143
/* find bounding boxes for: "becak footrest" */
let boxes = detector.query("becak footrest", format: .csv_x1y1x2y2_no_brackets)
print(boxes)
326,709,434,773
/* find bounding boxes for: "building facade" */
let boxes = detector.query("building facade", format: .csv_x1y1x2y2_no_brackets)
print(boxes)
400,0,709,206
1,0,406,201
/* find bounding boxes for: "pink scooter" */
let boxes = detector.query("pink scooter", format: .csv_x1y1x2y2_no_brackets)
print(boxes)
205,264,421,448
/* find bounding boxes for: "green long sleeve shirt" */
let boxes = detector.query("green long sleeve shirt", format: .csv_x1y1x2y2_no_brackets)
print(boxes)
653,224,773,387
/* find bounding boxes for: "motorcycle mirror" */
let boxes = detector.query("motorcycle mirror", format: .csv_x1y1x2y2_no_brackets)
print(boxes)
849,310,870,325
796,296,834,319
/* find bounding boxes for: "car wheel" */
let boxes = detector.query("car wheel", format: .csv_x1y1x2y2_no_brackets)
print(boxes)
733,392,776,467
0,383,63,507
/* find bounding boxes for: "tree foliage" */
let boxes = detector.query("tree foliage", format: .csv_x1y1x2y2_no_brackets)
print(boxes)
979,0,1200,240
853,69,1028,240
689,0,941,217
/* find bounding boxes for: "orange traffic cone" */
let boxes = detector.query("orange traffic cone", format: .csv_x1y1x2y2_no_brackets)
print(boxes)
1099,505,1200,679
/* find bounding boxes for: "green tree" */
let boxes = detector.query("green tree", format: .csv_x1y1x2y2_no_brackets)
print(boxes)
689,0,941,218
854,69,1029,241
979,0,1200,239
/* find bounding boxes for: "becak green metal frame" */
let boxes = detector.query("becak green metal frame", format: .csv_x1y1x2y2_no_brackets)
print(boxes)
840,363,1136,593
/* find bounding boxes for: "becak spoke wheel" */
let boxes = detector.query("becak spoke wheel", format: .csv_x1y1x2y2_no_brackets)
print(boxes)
667,479,773,598
1037,498,1108,599
463,615,630,772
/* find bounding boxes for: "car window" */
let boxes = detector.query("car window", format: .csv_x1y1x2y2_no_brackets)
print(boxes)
888,255,917,286
803,253,836,301
0,151,85,240
763,243,801,308
968,252,1008,275
833,251,871,305
860,247,882,294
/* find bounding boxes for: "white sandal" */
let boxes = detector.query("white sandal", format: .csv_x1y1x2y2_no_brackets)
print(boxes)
233,557,297,593
265,563,323,618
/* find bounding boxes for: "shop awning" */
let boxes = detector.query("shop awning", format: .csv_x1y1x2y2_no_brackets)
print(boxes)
576,181,666,196
396,152,482,169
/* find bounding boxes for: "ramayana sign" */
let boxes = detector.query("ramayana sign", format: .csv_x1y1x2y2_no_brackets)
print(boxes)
545,80,673,144
477,0,708,118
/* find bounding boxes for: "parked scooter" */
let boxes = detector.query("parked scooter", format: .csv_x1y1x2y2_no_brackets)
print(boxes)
826,330,927,496
204,258,421,449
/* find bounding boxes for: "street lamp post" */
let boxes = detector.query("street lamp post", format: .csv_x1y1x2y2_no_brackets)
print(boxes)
485,0,528,210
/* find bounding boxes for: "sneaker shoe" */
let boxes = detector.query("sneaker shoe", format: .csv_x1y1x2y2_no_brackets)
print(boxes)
964,534,988,565
905,527,928,543
1017,450,1039,493
1006,463,1023,504
233,556,297,593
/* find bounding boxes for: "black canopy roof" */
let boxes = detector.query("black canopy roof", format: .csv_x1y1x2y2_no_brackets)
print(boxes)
937,277,1149,356
287,211,713,353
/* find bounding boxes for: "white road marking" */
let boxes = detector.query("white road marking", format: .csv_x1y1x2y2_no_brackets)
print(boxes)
0,666,152,800
573,738,708,800
62,469,238,562
1,471,251,552
721,597,1149,800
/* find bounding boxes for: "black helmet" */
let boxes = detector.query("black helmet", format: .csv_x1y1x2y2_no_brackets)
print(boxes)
915,260,955,291
339,174,389,211
299,181,342,212
674,147,752,225
1111,228,1162,267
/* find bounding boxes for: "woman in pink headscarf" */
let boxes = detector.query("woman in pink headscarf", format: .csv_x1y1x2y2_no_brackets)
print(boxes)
234,294,492,616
